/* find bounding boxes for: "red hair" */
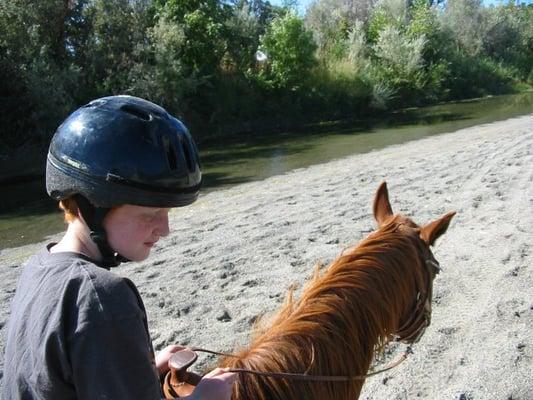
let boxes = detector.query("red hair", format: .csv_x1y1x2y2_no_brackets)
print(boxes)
58,197,79,223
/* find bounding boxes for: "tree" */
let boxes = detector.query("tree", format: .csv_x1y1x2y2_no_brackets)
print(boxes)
128,11,201,116
483,2,533,81
367,0,408,43
0,0,83,151
83,0,154,96
224,2,261,74
372,25,427,97
306,0,377,59
441,0,486,56
259,12,318,89
154,0,231,76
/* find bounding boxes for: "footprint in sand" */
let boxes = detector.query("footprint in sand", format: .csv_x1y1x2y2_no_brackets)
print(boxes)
217,310,232,322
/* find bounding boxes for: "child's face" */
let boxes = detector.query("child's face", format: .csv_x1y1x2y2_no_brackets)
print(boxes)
103,204,170,262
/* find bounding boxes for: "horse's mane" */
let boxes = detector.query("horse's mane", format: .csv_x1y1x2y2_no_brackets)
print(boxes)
219,215,427,400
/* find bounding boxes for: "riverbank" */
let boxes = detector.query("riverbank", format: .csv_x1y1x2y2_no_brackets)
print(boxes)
3,92,533,213
1,114,532,398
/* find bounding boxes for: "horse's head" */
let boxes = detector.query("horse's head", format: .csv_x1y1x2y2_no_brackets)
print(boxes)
372,181,456,343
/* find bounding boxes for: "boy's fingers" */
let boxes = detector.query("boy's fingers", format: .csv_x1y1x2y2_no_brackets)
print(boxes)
166,344,185,352
205,368,238,380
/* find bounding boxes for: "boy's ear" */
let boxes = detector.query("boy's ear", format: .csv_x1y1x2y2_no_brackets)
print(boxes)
373,181,393,227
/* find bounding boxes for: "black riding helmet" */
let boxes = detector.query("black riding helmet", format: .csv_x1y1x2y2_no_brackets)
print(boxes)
46,95,202,266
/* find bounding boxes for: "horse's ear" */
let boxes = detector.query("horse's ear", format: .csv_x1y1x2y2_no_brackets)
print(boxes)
420,211,456,246
373,182,393,227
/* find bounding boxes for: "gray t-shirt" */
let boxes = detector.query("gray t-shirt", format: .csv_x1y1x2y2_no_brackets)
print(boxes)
2,245,163,400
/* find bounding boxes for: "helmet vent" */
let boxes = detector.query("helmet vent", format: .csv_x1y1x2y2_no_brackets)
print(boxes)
163,135,178,170
120,104,152,121
181,140,194,172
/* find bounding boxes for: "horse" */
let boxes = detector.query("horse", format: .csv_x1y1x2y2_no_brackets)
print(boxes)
163,182,456,399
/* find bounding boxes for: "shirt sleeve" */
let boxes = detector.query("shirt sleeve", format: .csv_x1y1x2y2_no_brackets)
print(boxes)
68,315,163,400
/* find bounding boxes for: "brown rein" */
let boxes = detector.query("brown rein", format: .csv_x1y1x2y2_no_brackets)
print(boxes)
181,346,413,382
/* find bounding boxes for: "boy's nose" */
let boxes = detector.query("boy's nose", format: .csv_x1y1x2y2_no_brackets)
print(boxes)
156,213,170,237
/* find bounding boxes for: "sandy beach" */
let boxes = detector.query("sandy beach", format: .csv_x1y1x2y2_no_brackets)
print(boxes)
1,114,532,399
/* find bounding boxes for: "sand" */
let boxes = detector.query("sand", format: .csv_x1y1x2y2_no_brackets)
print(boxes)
1,114,532,399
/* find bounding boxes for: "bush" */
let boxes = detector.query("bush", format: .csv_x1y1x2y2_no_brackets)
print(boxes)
370,26,428,105
445,51,515,99
305,62,373,118
257,12,318,90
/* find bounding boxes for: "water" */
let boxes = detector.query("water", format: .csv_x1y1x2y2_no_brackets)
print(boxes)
2,92,532,250
200,92,533,187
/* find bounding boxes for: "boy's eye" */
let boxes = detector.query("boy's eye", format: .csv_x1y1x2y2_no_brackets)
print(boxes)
140,212,158,222
140,209,167,222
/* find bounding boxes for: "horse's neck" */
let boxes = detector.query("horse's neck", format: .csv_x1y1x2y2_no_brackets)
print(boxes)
222,229,422,400
295,230,421,356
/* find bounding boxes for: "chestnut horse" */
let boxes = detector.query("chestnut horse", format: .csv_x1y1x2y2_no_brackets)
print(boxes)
165,182,455,399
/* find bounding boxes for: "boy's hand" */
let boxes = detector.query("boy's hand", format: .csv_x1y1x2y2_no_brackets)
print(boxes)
155,344,185,376
184,368,237,400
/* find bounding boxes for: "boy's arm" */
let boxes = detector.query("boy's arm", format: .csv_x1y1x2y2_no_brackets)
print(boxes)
69,315,162,400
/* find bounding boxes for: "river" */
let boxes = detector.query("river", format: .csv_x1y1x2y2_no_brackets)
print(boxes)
1,92,532,250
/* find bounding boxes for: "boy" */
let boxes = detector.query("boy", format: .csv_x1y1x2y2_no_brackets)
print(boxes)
2,96,235,399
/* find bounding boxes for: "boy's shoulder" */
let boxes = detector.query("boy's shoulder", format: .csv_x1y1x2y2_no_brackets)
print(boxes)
31,245,146,326
68,257,145,324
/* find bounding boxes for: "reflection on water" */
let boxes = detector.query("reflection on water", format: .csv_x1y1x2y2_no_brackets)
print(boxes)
1,180,65,250
0,202,64,251
2,92,533,249
200,92,533,188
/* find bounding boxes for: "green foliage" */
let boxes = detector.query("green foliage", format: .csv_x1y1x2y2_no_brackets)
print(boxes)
0,0,82,150
367,7,390,43
0,0,532,155
483,3,533,81
367,0,407,42
224,2,261,74
128,13,189,113
257,12,317,89
154,0,229,75
306,0,376,59
346,21,370,69
406,0,442,60
444,50,515,99
307,61,373,117
371,26,428,105
83,0,154,96
441,0,486,56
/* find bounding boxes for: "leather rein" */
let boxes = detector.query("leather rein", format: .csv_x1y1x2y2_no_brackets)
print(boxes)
166,247,441,387
173,345,412,383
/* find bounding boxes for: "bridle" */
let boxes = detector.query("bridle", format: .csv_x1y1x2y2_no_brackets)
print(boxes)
163,237,442,396
395,237,441,343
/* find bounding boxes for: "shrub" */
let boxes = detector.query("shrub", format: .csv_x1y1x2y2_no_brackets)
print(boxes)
257,12,318,90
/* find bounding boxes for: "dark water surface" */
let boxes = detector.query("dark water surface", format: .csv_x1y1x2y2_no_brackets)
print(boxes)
2,92,532,250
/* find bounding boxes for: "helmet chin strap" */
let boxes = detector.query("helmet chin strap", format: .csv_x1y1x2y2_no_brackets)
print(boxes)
74,195,129,268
